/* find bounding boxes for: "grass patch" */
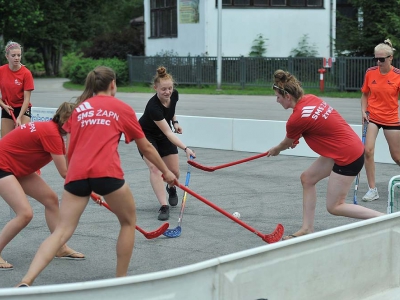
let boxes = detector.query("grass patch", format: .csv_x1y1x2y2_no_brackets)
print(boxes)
63,81,361,98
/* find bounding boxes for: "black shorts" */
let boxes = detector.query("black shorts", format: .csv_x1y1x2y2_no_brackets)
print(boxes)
139,134,178,158
369,121,400,130
64,177,125,197
332,152,364,176
0,169,14,179
1,106,31,120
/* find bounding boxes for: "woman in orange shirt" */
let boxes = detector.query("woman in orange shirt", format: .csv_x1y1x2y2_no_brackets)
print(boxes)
360,39,400,202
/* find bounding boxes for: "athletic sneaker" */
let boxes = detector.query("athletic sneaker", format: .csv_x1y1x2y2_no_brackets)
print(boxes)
158,205,170,221
362,188,379,202
166,185,178,206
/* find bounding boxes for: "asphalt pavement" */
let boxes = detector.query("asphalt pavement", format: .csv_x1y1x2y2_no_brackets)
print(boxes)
0,79,394,288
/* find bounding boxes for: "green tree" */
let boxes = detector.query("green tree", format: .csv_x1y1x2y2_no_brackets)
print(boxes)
249,34,268,57
335,0,400,57
1,0,144,76
290,34,319,57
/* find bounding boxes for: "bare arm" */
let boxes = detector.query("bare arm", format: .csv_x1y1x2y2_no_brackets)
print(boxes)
51,154,68,178
154,119,196,159
135,137,176,186
267,136,296,157
361,92,370,121
17,90,32,126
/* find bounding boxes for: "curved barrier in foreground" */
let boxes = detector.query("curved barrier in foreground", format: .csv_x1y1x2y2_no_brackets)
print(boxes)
1,213,400,300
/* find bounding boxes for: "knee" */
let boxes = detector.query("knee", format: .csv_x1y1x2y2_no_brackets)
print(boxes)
148,165,162,176
44,193,60,210
300,172,314,187
391,154,400,166
326,204,339,216
16,209,33,226
364,148,374,159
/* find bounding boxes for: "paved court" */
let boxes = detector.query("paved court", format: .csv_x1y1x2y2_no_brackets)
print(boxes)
0,79,395,288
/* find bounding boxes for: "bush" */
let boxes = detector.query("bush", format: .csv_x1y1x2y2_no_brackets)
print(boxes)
68,57,129,85
61,52,83,78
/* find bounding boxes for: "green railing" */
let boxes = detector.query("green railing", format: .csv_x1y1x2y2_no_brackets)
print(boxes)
127,55,400,91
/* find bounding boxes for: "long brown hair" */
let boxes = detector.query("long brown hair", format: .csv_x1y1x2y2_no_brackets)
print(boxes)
52,102,75,135
75,66,116,105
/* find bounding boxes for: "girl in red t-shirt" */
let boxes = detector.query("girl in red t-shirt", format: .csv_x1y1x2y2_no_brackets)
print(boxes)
18,66,176,286
0,41,34,137
0,102,84,270
269,69,384,240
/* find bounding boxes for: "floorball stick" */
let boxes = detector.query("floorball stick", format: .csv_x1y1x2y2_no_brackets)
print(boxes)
163,156,193,238
173,181,284,243
188,152,269,172
90,193,169,239
3,99,16,125
353,111,369,205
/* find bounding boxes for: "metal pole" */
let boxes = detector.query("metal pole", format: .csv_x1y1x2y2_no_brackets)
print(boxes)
216,0,222,90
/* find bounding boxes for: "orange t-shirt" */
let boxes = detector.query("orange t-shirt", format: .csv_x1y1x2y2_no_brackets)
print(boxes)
361,66,400,126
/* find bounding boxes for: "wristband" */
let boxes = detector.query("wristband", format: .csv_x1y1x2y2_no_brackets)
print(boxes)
172,120,179,125
184,147,188,152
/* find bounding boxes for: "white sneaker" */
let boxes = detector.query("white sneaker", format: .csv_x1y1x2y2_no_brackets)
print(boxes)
362,188,379,202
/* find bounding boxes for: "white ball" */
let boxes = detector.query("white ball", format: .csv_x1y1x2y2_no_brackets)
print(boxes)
233,212,240,219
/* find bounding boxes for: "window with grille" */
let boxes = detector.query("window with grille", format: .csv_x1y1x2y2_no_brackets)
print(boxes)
218,0,323,7
150,0,178,38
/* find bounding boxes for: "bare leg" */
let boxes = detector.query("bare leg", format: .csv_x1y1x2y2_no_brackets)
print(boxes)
19,190,88,286
0,175,33,269
103,183,136,277
284,156,333,239
364,123,379,189
19,174,84,258
384,129,400,166
1,118,15,137
326,172,384,218
144,154,180,206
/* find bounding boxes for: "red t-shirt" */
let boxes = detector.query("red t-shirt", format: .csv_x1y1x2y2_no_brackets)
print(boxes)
361,66,400,126
63,95,145,184
0,121,64,177
0,64,34,107
286,94,363,165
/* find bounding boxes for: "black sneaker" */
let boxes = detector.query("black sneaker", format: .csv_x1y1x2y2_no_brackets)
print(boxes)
158,205,170,221
166,185,178,206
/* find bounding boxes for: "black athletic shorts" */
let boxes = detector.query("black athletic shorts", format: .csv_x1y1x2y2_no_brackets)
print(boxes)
369,120,400,130
139,134,178,158
0,169,14,179
332,152,364,176
64,177,125,197
1,106,31,120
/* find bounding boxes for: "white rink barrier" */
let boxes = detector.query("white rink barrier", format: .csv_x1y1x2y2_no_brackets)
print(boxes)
1,213,400,300
31,108,394,164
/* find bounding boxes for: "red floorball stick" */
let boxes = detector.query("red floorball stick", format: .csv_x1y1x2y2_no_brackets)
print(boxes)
188,152,270,172
90,193,169,239
3,99,16,125
174,181,284,243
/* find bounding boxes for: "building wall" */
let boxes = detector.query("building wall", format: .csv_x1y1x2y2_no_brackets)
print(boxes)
144,0,336,58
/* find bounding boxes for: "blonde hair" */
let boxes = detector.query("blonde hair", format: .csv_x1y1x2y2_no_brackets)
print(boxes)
52,102,75,135
75,66,116,105
153,66,174,86
375,39,396,56
5,41,22,55
272,69,304,100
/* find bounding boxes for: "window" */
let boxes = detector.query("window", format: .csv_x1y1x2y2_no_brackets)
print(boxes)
217,0,323,7
150,0,177,38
